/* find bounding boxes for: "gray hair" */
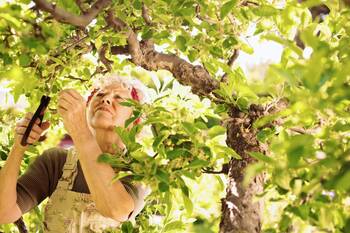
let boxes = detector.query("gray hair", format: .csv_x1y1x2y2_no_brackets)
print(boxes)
91,74,150,104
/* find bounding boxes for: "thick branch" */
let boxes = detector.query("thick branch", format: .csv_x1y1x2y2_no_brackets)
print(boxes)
110,45,129,55
105,10,219,96
105,9,143,65
33,0,111,27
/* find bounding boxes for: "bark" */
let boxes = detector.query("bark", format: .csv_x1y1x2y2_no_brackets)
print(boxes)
220,105,267,233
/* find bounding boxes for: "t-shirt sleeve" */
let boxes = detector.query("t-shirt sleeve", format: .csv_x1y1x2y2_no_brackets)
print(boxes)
16,147,67,214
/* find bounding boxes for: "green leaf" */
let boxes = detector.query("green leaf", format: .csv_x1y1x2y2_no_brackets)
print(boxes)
248,151,274,164
159,182,169,192
175,35,187,52
156,169,170,184
121,221,133,233
164,191,172,217
177,176,189,197
257,128,275,143
166,148,190,160
124,111,142,128
253,5,278,17
182,191,193,215
220,0,237,19
215,145,241,159
0,13,21,28
111,171,132,183
19,53,31,67
97,153,129,169
279,214,291,232
223,36,238,48
208,125,226,138
115,127,130,145
185,158,209,169
163,220,184,232
181,122,199,135
0,53,13,65
152,134,168,150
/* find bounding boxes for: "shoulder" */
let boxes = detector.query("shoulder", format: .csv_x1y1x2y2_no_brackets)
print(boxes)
42,147,68,156
39,147,68,165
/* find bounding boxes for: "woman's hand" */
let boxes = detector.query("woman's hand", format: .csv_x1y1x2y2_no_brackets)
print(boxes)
14,112,50,149
57,89,91,138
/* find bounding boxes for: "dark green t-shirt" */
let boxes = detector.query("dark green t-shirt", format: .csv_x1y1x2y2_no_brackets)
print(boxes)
16,147,137,214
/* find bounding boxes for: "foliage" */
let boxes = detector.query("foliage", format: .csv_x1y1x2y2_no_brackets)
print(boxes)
0,0,350,233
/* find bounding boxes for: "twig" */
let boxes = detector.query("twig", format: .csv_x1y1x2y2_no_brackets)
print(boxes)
195,4,217,24
202,164,229,174
98,44,113,72
241,1,259,6
65,75,88,82
142,3,152,25
221,49,239,82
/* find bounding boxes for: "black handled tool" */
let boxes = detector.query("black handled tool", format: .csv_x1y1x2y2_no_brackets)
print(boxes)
21,95,51,146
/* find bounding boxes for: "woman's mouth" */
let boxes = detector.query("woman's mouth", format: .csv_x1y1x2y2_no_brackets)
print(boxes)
95,107,112,115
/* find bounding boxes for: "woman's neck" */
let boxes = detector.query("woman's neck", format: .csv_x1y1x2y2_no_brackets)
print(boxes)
94,128,125,154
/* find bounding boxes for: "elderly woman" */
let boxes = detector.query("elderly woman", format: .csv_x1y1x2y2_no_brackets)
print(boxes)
0,75,149,232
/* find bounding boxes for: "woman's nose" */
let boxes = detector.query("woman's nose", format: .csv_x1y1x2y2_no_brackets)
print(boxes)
101,95,111,105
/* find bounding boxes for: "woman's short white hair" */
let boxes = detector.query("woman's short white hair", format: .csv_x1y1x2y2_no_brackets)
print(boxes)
87,73,152,141
91,74,150,104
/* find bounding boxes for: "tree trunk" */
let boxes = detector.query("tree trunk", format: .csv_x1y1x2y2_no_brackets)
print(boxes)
219,105,267,233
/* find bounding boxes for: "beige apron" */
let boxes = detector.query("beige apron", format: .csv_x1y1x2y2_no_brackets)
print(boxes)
43,148,120,233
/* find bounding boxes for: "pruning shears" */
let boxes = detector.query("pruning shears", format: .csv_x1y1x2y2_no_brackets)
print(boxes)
20,95,51,146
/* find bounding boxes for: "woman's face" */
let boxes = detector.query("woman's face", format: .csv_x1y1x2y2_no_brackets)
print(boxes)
87,83,133,130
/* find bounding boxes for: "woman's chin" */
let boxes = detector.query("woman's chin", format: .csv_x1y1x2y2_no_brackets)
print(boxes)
91,118,115,130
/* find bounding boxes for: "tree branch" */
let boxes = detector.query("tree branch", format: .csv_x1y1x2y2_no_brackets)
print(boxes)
105,9,219,96
240,1,259,6
110,45,129,55
105,9,144,65
202,163,229,175
195,4,218,24
221,49,239,82
75,0,87,13
33,0,111,27
65,75,88,82
98,44,113,72
142,3,153,25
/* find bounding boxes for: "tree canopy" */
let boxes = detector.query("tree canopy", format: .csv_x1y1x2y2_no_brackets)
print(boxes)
0,0,349,232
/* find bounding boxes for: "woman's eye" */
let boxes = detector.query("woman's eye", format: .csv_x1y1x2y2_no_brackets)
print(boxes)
114,95,122,99
96,93,104,97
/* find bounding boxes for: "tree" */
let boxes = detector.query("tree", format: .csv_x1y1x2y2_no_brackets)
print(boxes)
0,0,349,232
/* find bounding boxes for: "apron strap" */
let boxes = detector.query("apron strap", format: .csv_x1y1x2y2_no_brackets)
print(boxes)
56,147,79,190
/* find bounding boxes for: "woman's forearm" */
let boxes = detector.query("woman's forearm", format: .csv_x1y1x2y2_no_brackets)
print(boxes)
0,145,26,216
72,132,134,221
